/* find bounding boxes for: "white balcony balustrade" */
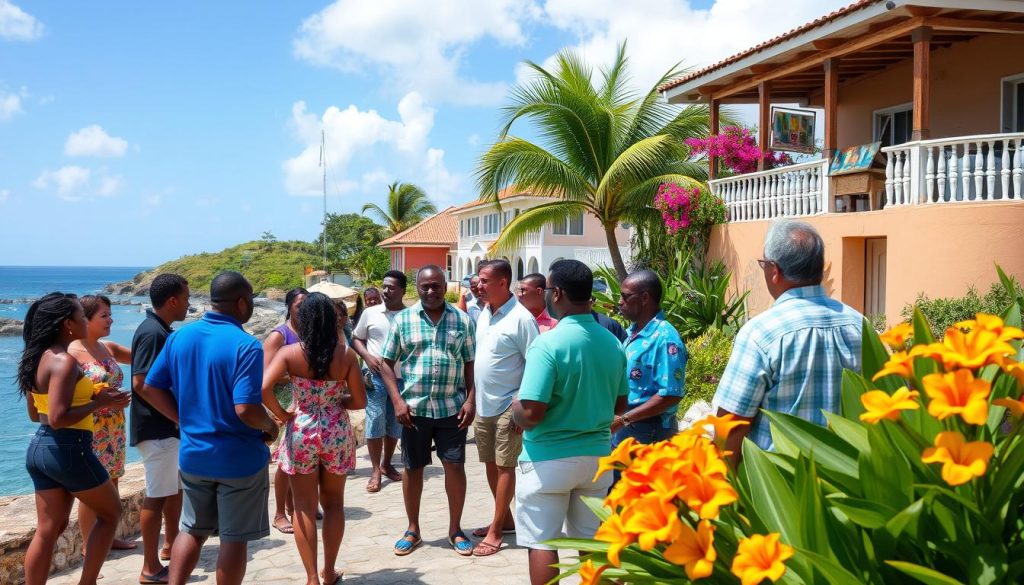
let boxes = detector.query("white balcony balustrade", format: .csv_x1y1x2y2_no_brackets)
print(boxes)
709,160,828,223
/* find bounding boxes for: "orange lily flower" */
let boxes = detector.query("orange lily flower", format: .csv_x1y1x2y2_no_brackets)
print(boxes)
594,513,633,567
680,472,738,520
880,322,914,349
994,397,1024,419
915,326,1017,370
872,350,914,381
621,492,684,551
578,559,609,585
923,369,990,425
664,520,717,581
1003,362,1024,388
859,387,920,424
955,313,1024,343
731,533,795,585
594,437,638,481
687,413,750,450
921,431,994,486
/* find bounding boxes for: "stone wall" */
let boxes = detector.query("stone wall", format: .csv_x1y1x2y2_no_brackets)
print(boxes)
0,410,365,584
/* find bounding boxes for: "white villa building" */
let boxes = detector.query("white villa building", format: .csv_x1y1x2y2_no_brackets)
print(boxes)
450,188,633,281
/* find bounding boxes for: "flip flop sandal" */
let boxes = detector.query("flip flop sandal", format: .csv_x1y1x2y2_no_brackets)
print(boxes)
448,530,474,557
471,525,516,538
383,468,403,482
393,531,422,556
273,516,294,534
471,540,503,557
159,548,171,561
139,566,170,584
366,477,382,493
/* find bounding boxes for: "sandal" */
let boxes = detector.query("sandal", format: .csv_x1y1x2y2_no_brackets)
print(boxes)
112,538,138,550
393,530,422,556
159,547,171,561
471,540,503,557
471,525,516,538
366,476,382,493
448,530,473,557
273,515,294,534
139,566,170,584
383,467,403,482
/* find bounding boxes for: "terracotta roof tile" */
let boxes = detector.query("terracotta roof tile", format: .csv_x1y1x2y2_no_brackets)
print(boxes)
378,206,458,247
660,0,878,92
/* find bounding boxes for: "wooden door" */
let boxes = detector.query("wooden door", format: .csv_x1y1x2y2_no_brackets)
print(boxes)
864,238,887,319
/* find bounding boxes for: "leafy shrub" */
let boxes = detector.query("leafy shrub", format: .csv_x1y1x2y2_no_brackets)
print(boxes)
678,328,733,417
444,290,460,304
902,274,1023,337
662,251,748,340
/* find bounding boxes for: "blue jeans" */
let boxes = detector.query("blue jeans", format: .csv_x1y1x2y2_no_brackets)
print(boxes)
26,425,109,492
366,371,402,440
612,418,678,448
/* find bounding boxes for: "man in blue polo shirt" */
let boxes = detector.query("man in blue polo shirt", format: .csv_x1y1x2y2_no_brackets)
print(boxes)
142,271,278,585
612,270,686,446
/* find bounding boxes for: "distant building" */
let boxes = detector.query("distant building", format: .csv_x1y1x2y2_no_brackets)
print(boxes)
377,206,458,279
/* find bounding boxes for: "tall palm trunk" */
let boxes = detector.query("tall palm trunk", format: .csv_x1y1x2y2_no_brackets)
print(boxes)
604,222,629,281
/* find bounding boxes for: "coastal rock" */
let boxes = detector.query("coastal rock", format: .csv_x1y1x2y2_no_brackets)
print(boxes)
0,318,23,337
186,298,286,340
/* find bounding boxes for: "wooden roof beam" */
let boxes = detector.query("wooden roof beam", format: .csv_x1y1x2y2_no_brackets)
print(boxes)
926,17,1024,34
906,6,942,17
812,38,847,50
712,16,926,100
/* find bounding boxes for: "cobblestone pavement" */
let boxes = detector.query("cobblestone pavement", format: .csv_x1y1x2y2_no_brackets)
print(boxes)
49,437,584,584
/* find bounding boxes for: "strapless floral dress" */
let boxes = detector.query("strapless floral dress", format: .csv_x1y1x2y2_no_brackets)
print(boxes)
82,358,126,479
275,376,356,476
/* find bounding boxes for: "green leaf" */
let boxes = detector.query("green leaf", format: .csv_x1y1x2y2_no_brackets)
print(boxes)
795,547,864,585
863,318,903,393
581,496,611,523
826,496,898,529
912,306,936,345
860,423,914,509
967,543,1008,584
885,560,966,585
545,538,610,553
794,454,832,559
824,412,870,454
996,264,1019,305
884,498,926,542
741,439,801,545
762,412,860,481
987,435,1024,516
840,370,872,421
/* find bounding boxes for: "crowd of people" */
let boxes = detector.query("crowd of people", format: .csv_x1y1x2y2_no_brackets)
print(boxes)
17,218,863,585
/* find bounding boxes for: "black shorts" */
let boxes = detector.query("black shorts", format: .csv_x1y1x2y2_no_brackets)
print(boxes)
401,415,467,470
26,426,109,493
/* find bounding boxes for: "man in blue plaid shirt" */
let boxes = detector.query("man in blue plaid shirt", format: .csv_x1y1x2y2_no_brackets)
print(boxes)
713,220,862,460
380,265,478,557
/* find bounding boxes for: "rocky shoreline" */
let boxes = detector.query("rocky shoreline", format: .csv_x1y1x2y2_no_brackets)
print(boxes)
0,318,22,336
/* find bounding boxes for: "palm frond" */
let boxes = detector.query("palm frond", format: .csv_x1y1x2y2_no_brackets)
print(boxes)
489,200,590,255
361,202,396,233
476,138,592,203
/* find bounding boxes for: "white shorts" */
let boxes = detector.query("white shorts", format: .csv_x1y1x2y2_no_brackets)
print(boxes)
514,455,612,550
136,437,181,498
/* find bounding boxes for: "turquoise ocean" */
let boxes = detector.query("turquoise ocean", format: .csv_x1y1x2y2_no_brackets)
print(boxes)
0,266,149,495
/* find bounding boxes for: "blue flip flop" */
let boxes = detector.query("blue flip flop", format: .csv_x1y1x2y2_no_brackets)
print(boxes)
393,530,421,556
449,530,473,556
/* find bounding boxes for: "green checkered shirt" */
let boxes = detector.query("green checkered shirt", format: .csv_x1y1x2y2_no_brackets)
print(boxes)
381,302,476,418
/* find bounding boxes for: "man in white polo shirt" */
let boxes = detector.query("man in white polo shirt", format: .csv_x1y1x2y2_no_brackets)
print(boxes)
470,259,539,557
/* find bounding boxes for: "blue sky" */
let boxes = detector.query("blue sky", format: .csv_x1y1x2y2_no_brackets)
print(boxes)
0,0,846,266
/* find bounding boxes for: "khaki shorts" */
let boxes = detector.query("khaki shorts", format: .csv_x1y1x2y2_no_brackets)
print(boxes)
474,406,523,468
515,456,612,550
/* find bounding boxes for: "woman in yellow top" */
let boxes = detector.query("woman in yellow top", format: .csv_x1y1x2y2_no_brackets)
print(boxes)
19,292,131,585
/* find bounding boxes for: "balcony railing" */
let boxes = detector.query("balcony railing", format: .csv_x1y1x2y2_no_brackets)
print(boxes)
710,160,828,223
459,229,541,247
883,133,1024,205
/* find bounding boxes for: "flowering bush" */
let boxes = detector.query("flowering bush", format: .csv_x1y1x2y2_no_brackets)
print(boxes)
555,268,1024,584
654,183,726,260
685,126,794,175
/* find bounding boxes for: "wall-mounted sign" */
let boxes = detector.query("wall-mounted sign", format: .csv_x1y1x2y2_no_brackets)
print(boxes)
770,107,816,154
828,142,882,176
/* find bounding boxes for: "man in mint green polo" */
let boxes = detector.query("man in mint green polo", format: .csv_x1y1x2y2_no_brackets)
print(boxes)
511,259,628,585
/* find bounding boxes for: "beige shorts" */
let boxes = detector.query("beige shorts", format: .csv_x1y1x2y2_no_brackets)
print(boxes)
474,406,523,468
515,456,613,550
136,437,181,498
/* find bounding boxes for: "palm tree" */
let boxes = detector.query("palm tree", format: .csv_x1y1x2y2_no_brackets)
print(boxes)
476,42,714,281
361,182,438,235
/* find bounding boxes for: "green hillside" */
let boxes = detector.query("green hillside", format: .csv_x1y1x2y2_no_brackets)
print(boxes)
141,240,321,294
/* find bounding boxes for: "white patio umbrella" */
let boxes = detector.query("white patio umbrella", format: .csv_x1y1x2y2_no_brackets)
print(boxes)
307,281,360,315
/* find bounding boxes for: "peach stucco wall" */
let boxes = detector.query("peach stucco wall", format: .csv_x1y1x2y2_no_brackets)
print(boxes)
807,33,1024,147
708,202,1024,326
390,246,448,273
543,214,631,247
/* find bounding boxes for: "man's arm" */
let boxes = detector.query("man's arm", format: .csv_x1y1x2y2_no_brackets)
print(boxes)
138,381,180,424
458,360,476,429
718,407,755,467
711,329,769,467
512,399,547,430
350,337,380,373
234,344,277,442
137,341,180,424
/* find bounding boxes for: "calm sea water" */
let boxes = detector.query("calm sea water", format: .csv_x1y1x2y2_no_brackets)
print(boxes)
0,266,149,495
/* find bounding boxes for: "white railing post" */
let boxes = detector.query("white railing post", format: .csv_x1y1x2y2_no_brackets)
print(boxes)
948,146,959,202
1013,138,1023,200
909,143,923,204
924,146,935,204
986,140,997,200
1001,137,1011,200
935,145,946,203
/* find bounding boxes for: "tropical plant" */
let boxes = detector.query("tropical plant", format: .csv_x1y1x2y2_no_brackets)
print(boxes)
476,42,718,281
679,329,734,416
361,181,437,235
662,250,748,340
555,267,1024,585
903,271,1024,338
318,213,389,279
685,125,794,176
654,182,726,263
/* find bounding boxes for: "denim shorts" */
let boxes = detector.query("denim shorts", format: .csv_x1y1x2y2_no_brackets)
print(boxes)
26,425,109,493
365,371,403,440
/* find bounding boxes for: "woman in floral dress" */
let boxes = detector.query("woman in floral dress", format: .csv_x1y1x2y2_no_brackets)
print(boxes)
68,295,136,553
262,292,367,585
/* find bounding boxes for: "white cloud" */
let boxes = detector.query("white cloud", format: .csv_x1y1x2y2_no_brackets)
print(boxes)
65,125,129,158
283,92,436,196
0,0,43,41
537,0,850,91
422,148,463,206
97,174,123,197
0,91,21,121
293,0,538,105
33,166,91,201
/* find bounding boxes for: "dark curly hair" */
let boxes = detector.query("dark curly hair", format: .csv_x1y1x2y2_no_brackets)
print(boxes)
17,292,79,395
296,292,338,380
284,287,309,319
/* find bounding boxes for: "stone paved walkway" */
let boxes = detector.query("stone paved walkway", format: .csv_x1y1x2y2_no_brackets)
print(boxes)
49,435,583,584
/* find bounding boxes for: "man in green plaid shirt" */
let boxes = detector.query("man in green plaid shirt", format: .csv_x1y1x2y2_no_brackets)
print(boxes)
380,265,478,557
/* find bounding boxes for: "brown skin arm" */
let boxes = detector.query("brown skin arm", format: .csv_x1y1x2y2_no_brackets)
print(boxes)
44,354,108,429
103,340,132,365
512,399,547,431
458,361,476,429
614,395,628,416
262,331,289,384
136,374,180,425
611,395,682,433
350,336,381,374
718,407,755,467
342,347,368,410
381,357,412,427
235,403,279,443
261,348,292,423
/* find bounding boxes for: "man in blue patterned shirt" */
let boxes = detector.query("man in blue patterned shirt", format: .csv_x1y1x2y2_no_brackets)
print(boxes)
713,220,862,460
612,270,686,446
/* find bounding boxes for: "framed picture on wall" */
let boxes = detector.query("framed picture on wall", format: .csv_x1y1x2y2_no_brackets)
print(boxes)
770,107,816,154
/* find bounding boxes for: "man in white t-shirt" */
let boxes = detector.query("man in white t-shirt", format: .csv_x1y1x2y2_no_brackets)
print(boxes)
470,259,539,556
352,270,407,493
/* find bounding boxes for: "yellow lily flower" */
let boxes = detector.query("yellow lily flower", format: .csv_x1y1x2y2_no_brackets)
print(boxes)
955,313,1024,343
731,533,795,585
916,326,1017,370
921,431,994,486
621,492,684,551
993,397,1024,419
923,369,991,425
578,559,609,585
594,437,638,481
873,351,914,381
859,387,920,424
663,520,717,581
680,472,738,520
686,413,750,450
594,513,633,567
880,322,914,349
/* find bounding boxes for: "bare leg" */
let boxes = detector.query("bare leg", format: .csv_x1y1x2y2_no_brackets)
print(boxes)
273,467,293,532
140,496,167,576
289,471,321,585
215,541,249,585
441,461,466,538
72,480,122,585
402,466,424,536
80,478,130,556
163,491,181,556
319,467,347,584
366,437,383,490
382,436,401,479
528,548,560,585
481,465,515,547
167,532,205,585
24,488,74,585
